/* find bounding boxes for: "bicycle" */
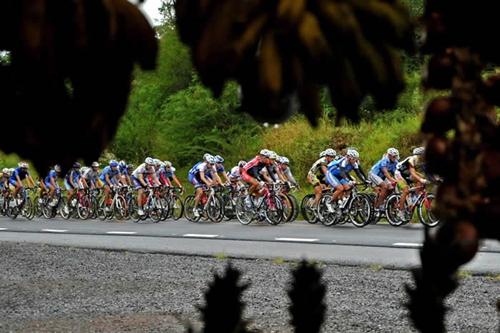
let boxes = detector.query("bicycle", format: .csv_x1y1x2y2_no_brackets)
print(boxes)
160,186,184,221
131,186,164,223
386,184,439,227
98,186,130,221
184,186,224,223
234,183,284,225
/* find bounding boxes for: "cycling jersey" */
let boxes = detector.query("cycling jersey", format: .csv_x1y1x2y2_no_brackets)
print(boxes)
308,158,328,176
370,156,398,179
132,163,155,178
280,165,298,186
99,166,120,184
243,156,272,181
327,157,359,179
215,163,225,174
44,169,59,188
228,166,241,181
397,155,424,178
119,165,129,176
81,167,99,183
163,166,176,179
9,167,29,184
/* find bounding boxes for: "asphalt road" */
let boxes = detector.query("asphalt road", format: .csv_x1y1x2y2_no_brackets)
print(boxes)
1,216,499,273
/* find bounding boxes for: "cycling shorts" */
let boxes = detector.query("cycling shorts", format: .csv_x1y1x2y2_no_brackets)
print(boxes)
188,173,203,188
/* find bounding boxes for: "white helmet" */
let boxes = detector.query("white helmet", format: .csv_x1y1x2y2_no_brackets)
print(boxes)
387,148,400,158
91,161,100,168
2,168,9,174
203,153,213,161
18,162,29,168
238,160,247,168
207,156,216,164
259,149,270,157
269,151,278,160
54,164,62,172
319,151,326,158
153,158,161,166
145,157,154,165
164,161,172,168
346,149,360,159
281,157,290,164
413,147,425,155
324,148,336,157
214,155,224,163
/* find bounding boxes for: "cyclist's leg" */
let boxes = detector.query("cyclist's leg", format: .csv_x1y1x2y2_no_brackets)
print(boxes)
368,172,387,209
326,172,343,201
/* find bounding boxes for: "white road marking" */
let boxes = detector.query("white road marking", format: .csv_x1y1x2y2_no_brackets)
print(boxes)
183,234,219,238
275,238,319,242
0,228,8,231
106,231,137,235
393,242,422,248
42,229,67,233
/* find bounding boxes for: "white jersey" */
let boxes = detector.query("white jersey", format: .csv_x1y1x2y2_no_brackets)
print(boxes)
228,166,241,180
132,163,155,178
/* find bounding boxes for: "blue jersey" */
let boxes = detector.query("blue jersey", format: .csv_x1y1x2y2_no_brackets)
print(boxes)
216,164,225,173
371,156,397,179
10,167,29,182
99,166,120,182
327,157,358,179
45,170,58,184
119,165,129,176
65,169,81,183
161,166,176,179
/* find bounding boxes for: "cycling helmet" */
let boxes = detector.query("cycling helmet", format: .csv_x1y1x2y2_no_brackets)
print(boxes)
73,162,81,169
207,156,216,164
319,151,326,158
387,147,400,158
164,161,172,168
413,146,425,155
203,153,213,161
145,157,154,165
324,148,336,157
153,158,161,166
91,161,100,168
18,162,29,168
214,155,224,163
259,149,271,157
281,157,290,164
346,149,360,159
54,164,62,172
269,151,278,160
238,160,247,168
159,161,166,168
127,164,134,170
2,168,10,174
109,160,118,167
119,160,126,167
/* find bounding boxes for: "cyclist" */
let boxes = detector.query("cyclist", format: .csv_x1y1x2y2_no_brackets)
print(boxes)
99,160,121,209
80,162,101,189
369,147,400,211
10,162,36,205
277,156,299,188
131,157,159,216
326,149,367,204
261,151,287,184
241,149,275,206
188,154,217,217
42,164,61,205
64,162,83,208
1,168,12,200
307,148,336,207
214,155,230,185
396,146,429,219
160,161,183,190
228,160,246,185
119,160,131,186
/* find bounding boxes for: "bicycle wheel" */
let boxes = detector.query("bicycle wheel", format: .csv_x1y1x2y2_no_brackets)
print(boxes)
418,193,440,227
148,197,164,223
235,195,254,225
97,197,110,221
222,194,235,220
279,194,294,223
385,194,405,226
170,196,184,220
113,195,128,220
207,194,224,223
6,197,19,219
22,196,35,220
77,195,91,220
287,194,300,222
348,194,372,228
264,194,284,225
184,195,201,222
301,194,318,224
318,194,340,226
59,197,72,220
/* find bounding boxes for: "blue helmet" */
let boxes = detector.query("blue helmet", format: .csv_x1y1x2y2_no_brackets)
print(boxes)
109,160,119,167
214,155,224,163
